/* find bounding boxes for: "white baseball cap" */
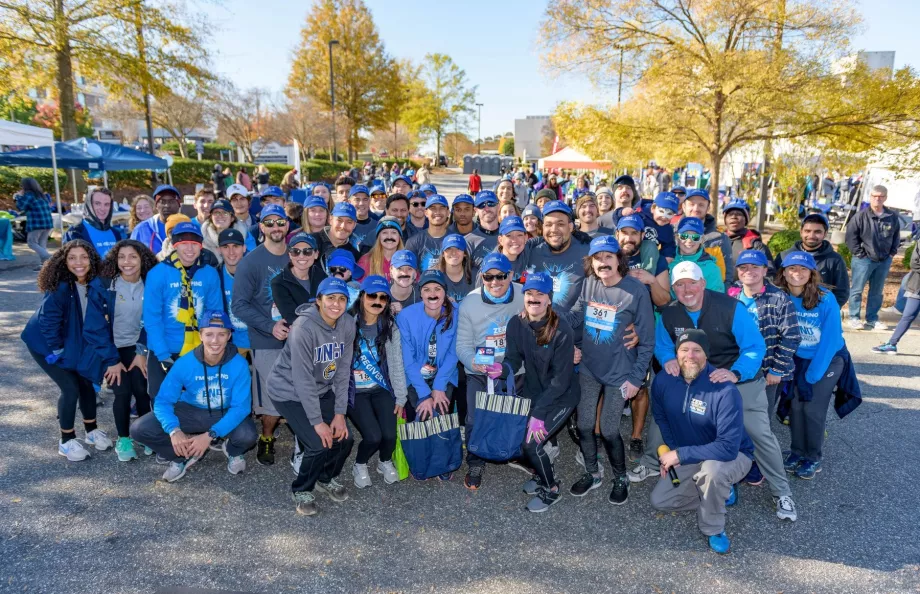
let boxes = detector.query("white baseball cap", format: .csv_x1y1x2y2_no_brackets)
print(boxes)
226,184,249,199
670,261,704,285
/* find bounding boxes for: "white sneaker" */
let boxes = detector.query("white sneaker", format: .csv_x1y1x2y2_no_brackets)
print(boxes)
880,306,900,314
847,318,865,330
85,429,113,451
870,320,888,331
353,463,372,488
775,495,798,522
222,441,246,475
162,456,199,483
58,439,91,461
544,442,560,463
377,460,399,484
290,451,303,476
627,464,655,483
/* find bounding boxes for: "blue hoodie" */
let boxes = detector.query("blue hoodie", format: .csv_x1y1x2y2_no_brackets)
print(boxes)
788,289,844,384
396,302,459,402
143,260,223,360
153,344,251,438
130,216,167,254
652,364,755,465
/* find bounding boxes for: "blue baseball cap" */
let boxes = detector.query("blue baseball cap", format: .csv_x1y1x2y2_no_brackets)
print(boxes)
499,215,526,235
210,199,233,214
287,232,318,249
349,184,370,197
736,249,768,268
425,194,449,209
317,277,349,297
360,275,391,297
542,200,574,220
722,199,749,215
304,196,328,210
802,212,829,230
331,202,357,221
781,250,817,271
522,203,543,221
452,194,474,207
260,204,286,220
616,214,645,232
671,185,687,196
171,221,203,240
653,192,680,212
685,189,710,202
677,217,704,235
199,309,232,330
153,185,180,201
406,189,425,200
392,175,412,187
441,234,467,252
327,248,364,280
480,252,512,274
474,190,498,207
419,269,447,289
588,235,620,256
369,184,386,196
261,185,285,198
391,249,418,270
522,272,553,296
419,183,438,194
374,216,402,238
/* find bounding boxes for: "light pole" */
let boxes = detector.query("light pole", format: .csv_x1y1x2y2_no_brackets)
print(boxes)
328,39,339,163
475,103,483,154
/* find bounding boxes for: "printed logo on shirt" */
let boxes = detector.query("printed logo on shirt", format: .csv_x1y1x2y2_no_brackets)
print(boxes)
794,310,821,348
420,248,440,271
323,362,337,380
689,398,707,415
534,262,579,306
314,342,346,364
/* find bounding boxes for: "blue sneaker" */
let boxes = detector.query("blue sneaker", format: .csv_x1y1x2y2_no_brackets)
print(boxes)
871,342,897,355
725,484,738,507
743,462,764,486
783,451,802,473
795,460,822,479
708,532,731,554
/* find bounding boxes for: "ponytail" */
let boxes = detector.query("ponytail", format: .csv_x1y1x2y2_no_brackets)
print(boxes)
535,307,559,347
438,297,454,333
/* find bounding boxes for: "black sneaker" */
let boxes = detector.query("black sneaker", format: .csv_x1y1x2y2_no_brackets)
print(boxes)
569,472,602,497
464,464,484,490
629,438,644,458
527,484,561,512
608,474,629,505
256,436,275,466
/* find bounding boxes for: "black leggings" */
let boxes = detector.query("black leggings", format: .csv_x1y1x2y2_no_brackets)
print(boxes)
521,402,573,488
576,371,626,476
29,348,96,431
348,387,398,464
112,346,150,438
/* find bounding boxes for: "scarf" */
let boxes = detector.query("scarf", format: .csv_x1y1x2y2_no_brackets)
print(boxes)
168,251,203,356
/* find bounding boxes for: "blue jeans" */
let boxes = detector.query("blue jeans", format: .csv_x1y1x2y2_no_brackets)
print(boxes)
848,257,892,323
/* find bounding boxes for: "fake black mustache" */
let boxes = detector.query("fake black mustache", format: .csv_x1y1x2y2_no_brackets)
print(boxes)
382,237,397,243
369,303,384,309
526,301,543,306
397,275,411,281
596,265,612,272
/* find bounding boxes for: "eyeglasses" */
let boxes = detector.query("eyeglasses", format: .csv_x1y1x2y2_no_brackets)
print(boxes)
364,292,389,302
261,218,288,228
410,201,426,208
329,266,350,276
288,247,315,257
476,201,497,209
482,273,509,282
678,232,702,241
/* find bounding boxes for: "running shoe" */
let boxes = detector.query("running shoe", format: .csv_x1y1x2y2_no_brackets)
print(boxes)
85,429,113,451
208,437,225,452
438,472,453,481
574,450,604,477
377,461,399,485
629,438,644,459
608,474,629,505
743,461,764,486
527,485,561,513
870,320,887,331
115,436,137,462
58,439,91,462
783,451,803,473
774,495,798,522
143,446,154,456
256,435,275,466
222,441,246,475
726,484,738,507
847,318,865,330
290,450,303,476
155,454,170,465
464,465,484,490
871,342,898,355
544,442,560,463
708,532,731,554
569,472,602,497
353,463,372,489
293,491,317,516
522,475,542,495
162,456,199,483
627,464,654,483
795,460,822,479
316,478,349,502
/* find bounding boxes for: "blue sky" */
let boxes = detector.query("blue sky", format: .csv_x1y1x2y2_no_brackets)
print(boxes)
204,0,919,139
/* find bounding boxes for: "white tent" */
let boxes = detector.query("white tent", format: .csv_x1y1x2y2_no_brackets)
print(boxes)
0,120,63,235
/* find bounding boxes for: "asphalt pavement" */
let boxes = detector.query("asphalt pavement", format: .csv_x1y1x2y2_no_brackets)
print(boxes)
1,177,918,593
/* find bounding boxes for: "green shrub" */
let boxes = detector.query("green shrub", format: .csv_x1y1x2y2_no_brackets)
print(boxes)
904,242,915,270
766,229,800,257
0,167,68,201
836,244,852,268
160,141,233,161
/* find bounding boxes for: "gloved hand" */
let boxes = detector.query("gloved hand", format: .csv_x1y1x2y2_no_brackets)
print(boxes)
44,349,64,365
485,363,503,379
159,357,175,374
526,417,547,444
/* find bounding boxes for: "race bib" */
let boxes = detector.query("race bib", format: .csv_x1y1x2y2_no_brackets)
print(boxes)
689,398,707,415
585,302,617,333
353,368,376,390
485,328,507,357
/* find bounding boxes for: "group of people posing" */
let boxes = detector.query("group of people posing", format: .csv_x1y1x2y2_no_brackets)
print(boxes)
23,172,869,555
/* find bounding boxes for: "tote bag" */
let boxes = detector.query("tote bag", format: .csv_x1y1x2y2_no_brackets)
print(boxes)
398,411,462,480
467,371,531,461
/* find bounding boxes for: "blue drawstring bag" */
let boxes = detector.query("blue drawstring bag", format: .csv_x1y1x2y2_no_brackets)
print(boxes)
468,368,531,461
398,411,462,480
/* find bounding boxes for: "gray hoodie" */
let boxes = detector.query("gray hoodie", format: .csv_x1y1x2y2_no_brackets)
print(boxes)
456,284,525,376
267,304,356,425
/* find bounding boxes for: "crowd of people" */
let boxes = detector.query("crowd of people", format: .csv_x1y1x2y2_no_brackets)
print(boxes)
20,167,919,555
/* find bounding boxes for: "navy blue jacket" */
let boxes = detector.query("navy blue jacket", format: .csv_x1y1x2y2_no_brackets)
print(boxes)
651,364,755,465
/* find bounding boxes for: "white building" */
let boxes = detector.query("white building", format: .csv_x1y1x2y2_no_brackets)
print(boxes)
514,115,551,159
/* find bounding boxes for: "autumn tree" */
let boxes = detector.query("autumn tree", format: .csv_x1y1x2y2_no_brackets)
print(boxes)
286,0,393,160
271,96,335,160
32,101,95,139
405,53,477,163
442,132,475,163
149,90,207,157
499,136,515,156
541,0,920,216
209,82,273,162
374,58,422,158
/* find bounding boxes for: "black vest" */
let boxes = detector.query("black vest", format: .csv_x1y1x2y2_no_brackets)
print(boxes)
660,290,740,371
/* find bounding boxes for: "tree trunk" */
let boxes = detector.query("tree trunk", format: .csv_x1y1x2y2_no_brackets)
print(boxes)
53,0,84,197
177,138,188,158
756,139,773,232
709,151,722,217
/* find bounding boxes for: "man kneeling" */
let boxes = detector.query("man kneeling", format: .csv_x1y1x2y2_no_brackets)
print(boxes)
132,310,258,482
650,329,754,554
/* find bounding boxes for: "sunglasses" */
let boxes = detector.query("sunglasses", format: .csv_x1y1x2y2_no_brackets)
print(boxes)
476,201,497,209
261,218,288,228
288,247,315,257
482,273,509,282
410,201,426,208
364,292,389,302
678,232,702,241
656,208,676,217
329,266,350,276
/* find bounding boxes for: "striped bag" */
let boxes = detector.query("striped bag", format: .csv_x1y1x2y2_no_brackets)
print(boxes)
397,411,463,480
468,373,531,461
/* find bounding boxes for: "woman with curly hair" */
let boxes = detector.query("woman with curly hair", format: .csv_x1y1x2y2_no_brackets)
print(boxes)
128,195,155,232
98,239,159,461
21,240,119,461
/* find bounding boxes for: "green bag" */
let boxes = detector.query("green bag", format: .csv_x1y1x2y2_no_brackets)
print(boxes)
393,414,410,481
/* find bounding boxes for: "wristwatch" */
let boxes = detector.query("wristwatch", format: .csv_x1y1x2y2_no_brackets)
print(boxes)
207,429,219,440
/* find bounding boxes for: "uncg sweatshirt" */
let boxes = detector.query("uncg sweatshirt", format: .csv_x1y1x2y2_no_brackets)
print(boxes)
396,302,459,402
143,261,223,361
153,344,251,438
230,244,290,350
788,289,844,384
652,363,755,465
456,284,525,376
266,305,356,425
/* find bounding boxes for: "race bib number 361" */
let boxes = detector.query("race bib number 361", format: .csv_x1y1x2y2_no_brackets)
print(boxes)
586,302,617,332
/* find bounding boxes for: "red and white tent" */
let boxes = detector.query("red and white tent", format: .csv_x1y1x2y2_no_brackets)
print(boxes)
538,147,611,171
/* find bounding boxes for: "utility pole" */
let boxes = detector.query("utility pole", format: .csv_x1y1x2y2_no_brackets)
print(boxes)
617,45,624,107
328,39,339,163
476,103,483,154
